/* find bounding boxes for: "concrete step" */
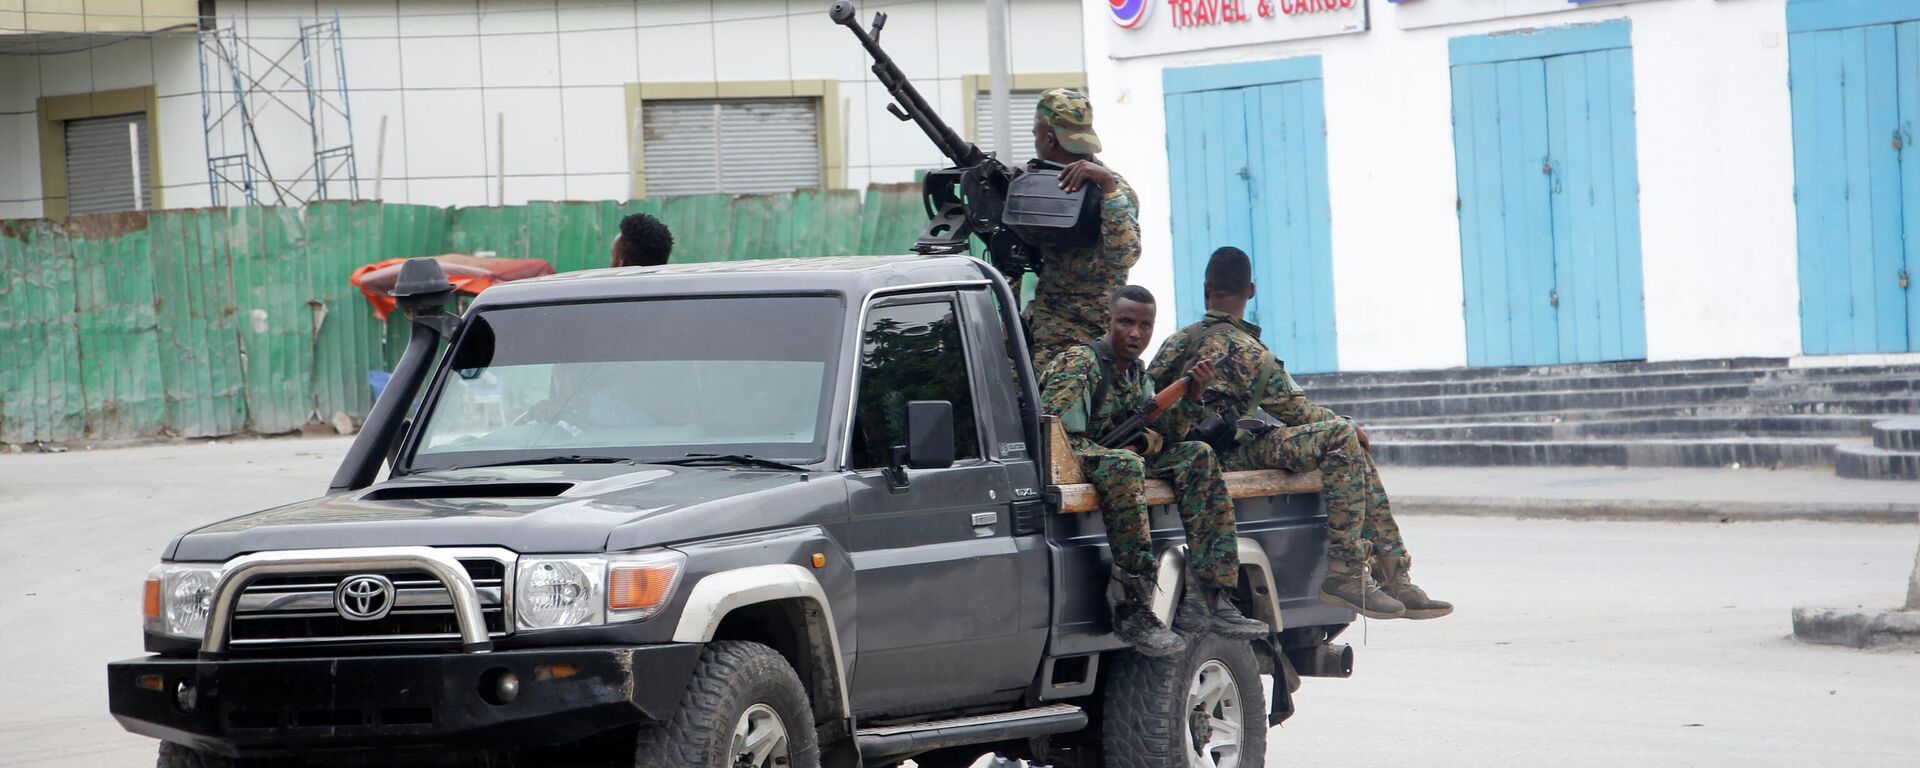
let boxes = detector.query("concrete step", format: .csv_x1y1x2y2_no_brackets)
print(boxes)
1355,397,1920,426
1306,364,1920,403
1294,356,1785,388
1751,375,1920,400
1366,415,1877,443
1870,417,1920,452
1330,382,1760,421
1327,379,1920,422
1306,368,1764,402
1834,443,1920,481
1373,438,1858,469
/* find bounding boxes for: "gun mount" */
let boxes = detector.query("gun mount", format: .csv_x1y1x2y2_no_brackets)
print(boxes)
829,1,1100,281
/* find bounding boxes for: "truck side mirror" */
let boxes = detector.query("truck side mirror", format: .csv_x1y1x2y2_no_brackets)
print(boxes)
905,400,956,470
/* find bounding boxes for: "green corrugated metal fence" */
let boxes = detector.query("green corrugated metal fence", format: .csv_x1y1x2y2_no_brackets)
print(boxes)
0,185,928,445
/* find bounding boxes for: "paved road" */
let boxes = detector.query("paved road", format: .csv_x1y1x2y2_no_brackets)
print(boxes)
3,437,1916,767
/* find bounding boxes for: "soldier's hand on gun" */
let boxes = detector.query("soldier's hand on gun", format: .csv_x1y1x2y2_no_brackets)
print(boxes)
1185,359,1216,400
1357,427,1373,454
1058,160,1117,194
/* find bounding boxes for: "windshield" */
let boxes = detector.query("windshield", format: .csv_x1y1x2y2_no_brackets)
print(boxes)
408,295,844,471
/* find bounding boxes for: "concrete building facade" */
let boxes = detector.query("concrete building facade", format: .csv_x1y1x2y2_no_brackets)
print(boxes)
0,0,1086,217
1083,0,1920,372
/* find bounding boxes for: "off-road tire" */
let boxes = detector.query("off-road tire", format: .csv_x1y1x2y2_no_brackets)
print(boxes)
1100,635,1267,768
157,743,235,768
634,640,820,768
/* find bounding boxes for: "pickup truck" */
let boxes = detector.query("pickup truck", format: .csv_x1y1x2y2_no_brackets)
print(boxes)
109,255,1357,768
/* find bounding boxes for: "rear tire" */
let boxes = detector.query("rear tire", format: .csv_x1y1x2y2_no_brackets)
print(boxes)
634,640,821,768
1100,635,1267,768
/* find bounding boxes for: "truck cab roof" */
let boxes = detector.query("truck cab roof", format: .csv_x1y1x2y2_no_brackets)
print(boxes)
469,255,999,309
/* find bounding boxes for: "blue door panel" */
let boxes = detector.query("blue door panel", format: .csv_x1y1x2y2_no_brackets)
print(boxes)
1164,59,1338,373
1900,23,1920,347
1790,20,1916,354
1462,63,1516,366
1451,35,1648,367
1449,66,1490,366
1545,54,1590,361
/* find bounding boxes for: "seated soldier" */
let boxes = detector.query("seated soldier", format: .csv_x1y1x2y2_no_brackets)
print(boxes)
1040,285,1268,657
1148,247,1452,620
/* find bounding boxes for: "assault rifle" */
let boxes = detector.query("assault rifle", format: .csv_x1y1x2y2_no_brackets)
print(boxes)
829,1,1100,281
1098,372,1196,452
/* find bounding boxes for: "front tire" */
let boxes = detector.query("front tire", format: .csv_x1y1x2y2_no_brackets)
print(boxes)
1101,634,1267,768
156,743,235,768
634,640,821,768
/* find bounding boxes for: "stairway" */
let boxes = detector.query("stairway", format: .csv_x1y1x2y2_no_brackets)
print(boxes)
1294,358,1920,479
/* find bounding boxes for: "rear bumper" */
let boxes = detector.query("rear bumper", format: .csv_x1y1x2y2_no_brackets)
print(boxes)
107,644,702,759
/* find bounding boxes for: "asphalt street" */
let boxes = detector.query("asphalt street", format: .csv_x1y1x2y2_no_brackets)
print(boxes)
2,437,1916,767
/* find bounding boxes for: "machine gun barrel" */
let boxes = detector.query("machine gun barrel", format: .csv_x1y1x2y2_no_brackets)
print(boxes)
829,1,986,169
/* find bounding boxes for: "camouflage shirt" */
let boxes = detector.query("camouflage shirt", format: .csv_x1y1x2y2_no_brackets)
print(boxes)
1147,310,1339,432
1042,343,1200,449
1020,168,1142,368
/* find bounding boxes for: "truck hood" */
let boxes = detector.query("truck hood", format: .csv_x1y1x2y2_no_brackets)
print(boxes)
167,464,848,561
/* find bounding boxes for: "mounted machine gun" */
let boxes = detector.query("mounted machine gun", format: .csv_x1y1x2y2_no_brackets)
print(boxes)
829,0,1101,282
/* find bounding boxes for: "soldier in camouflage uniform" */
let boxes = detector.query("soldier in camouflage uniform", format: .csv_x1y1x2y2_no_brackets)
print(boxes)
1148,247,1453,621
1041,285,1269,657
1021,89,1143,372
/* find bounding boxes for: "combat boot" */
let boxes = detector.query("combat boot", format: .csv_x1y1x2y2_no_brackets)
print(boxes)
1109,570,1186,658
1318,558,1405,619
1174,585,1270,640
1374,555,1453,619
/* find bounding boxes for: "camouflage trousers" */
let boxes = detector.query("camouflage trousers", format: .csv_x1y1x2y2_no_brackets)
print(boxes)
1074,438,1242,590
1226,419,1405,566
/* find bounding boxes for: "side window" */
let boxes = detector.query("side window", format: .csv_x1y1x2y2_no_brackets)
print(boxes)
849,299,983,470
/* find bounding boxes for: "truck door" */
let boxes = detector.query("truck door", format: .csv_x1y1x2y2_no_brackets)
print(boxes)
841,289,1041,718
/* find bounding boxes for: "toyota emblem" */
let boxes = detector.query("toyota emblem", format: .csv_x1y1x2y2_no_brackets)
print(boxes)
335,574,395,621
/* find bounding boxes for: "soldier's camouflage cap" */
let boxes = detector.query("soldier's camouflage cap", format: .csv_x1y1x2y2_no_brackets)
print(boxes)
1036,88,1101,155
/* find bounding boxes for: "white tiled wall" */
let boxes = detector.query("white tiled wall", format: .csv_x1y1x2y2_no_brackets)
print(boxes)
0,0,1085,216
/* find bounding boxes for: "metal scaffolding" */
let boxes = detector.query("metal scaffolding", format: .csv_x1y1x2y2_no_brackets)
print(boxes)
197,14,360,207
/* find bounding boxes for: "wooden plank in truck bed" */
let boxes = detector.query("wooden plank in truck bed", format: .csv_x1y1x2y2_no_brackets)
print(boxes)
1042,416,1321,514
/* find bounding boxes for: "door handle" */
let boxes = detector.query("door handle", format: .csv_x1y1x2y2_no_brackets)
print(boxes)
970,512,999,527
1549,289,1560,308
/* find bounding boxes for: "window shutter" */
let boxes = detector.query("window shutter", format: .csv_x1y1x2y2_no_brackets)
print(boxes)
972,89,1050,145
642,98,821,197
64,113,152,215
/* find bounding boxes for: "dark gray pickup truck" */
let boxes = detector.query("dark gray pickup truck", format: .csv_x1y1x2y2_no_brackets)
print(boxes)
109,255,1356,768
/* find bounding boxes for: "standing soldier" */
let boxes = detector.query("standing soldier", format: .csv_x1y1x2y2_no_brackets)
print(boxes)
1042,285,1269,657
1148,247,1453,621
1022,89,1142,371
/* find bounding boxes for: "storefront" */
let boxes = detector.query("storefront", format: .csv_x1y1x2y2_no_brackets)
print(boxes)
1084,0,1811,371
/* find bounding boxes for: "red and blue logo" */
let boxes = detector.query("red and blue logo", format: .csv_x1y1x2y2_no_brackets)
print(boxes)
1110,0,1151,28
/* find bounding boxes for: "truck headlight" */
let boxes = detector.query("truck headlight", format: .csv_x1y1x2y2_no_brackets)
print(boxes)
515,550,685,630
143,564,222,640
517,558,605,629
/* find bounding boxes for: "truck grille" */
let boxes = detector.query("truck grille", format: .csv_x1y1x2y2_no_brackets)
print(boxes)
227,558,508,649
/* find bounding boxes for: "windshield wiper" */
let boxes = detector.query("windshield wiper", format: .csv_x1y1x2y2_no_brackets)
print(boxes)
651,453,808,472
457,455,634,470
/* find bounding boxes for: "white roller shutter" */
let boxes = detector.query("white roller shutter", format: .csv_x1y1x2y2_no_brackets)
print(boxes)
64,113,153,215
972,89,1049,146
642,98,821,197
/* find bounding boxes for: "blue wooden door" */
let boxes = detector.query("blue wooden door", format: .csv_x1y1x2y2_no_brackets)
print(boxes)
1788,21,1920,354
1165,59,1338,373
1450,31,1648,367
